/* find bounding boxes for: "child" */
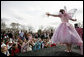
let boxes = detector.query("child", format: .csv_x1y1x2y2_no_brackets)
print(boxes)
11,43,20,56
1,44,10,56
46,9,83,55
27,33,32,40
21,38,32,53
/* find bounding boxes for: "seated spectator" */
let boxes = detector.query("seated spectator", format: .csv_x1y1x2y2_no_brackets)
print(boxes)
50,41,56,47
21,38,32,53
17,38,23,52
35,33,38,38
47,39,51,47
43,39,48,48
11,43,20,56
31,39,38,51
8,40,13,54
27,33,32,40
36,38,43,50
1,44,10,56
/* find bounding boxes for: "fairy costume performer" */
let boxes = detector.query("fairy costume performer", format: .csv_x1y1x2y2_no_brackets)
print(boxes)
46,7,83,55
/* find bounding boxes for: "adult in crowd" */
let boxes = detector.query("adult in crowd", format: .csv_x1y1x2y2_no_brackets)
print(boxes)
19,30,24,41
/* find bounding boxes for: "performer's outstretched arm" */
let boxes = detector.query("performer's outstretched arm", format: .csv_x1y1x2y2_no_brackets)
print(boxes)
70,19,77,21
46,12,60,17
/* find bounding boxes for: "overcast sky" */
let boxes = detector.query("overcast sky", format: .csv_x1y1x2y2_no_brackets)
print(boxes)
1,1,83,32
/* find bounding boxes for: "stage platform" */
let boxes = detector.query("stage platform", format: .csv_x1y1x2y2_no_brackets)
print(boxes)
16,45,82,56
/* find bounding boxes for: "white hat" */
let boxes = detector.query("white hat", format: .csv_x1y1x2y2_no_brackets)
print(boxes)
1,43,6,47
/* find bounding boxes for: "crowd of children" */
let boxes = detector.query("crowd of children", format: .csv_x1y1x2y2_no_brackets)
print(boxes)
1,30,56,56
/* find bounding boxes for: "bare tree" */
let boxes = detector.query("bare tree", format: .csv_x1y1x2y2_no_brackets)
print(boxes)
27,25,34,32
20,25,26,31
10,22,17,29
44,26,54,32
1,18,6,30
37,29,42,34
39,25,44,30
1,22,6,30
10,23,20,32
16,23,20,30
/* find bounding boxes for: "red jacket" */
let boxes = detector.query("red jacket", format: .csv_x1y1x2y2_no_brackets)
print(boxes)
51,43,56,47
11,48,20,56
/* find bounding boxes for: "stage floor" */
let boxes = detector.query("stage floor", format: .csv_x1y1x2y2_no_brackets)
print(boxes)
16,45,81,56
